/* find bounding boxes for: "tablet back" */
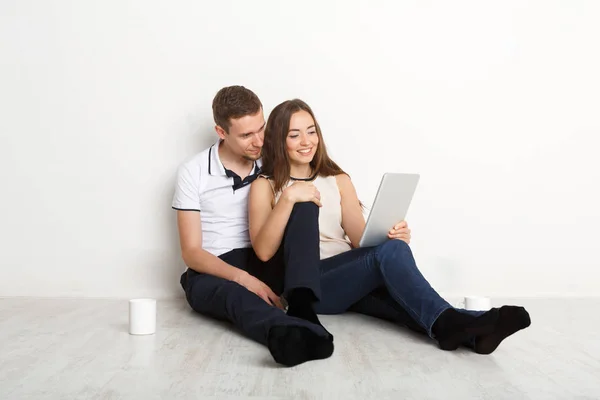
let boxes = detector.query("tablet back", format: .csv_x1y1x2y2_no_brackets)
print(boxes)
359,173,420,248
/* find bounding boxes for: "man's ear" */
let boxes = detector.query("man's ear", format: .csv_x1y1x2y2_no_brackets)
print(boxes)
215,125,227,139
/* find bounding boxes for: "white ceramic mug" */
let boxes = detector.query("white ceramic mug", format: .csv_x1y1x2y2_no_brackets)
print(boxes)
129,298,157,335
462,296,492,311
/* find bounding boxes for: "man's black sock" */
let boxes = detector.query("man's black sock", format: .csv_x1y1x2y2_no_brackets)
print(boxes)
286,288,321,326
267,325,334,367
286,288,334,341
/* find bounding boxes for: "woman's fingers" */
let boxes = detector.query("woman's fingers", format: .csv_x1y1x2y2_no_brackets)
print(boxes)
388,232,411,243
388,233,410,239
393,221,408,230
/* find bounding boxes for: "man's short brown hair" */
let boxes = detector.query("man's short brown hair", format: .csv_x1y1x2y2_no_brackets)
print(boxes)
212,86,262,133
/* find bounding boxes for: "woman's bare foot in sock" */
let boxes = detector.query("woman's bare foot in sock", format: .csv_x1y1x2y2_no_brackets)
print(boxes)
474,306,531,354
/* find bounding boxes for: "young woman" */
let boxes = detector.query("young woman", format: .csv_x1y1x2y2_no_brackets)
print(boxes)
248,99,531,353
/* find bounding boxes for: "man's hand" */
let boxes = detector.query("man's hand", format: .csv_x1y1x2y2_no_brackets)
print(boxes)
234,271,283,309
282,181,322,207
388,220,411,244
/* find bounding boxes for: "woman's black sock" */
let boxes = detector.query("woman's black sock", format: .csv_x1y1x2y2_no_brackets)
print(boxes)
432,308,499,350
474,306,531,354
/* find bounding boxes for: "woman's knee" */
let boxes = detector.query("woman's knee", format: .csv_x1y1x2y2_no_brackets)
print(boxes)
378,239,411,256
374,240,414,270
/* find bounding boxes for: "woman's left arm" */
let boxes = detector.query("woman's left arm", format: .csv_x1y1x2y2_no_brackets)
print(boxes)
336,174,365,248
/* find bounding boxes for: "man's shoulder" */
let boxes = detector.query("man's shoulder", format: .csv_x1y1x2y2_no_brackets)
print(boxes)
177,146,211,172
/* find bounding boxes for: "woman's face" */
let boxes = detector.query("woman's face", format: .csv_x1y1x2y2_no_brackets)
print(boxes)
286,110,319,167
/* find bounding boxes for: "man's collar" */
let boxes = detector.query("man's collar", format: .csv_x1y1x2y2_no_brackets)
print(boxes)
208,138,262,176
208,139,227,176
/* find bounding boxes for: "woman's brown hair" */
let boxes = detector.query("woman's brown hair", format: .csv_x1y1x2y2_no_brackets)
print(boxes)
261,99,350,194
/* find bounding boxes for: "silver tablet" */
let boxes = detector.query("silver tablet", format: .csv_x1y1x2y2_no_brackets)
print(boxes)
358,173,420,248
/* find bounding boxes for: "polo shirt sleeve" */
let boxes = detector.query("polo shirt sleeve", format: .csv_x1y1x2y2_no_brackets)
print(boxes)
172,162,201,212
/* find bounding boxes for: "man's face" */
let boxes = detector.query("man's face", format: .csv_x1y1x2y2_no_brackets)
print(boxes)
218,110,265,161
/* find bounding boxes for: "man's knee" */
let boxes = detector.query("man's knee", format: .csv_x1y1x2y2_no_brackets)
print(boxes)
291,201,319,217
285,202,320,238
187,275,229,308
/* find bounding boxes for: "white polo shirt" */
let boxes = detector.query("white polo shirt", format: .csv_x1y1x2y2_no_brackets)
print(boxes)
172,139,262,257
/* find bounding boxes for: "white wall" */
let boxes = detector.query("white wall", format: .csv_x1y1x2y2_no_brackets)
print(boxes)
1,1,599,298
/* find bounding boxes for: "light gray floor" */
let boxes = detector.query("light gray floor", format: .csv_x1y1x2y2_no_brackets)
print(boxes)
0,297,598,400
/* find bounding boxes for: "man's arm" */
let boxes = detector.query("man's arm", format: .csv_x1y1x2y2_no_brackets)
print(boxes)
176,210,282,307
177,210,244,280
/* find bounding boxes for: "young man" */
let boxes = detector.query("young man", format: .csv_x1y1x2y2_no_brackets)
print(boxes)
172,86,335,367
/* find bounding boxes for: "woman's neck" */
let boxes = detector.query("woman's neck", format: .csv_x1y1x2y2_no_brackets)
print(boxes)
289,164,313,180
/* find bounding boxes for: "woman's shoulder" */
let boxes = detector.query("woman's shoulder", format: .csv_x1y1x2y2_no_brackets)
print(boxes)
252,174,276,195
332,173,355,195
253,174,273,186
333,173,351,184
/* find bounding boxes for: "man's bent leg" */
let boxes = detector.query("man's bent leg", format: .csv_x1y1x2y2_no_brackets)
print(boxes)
180,247,334,366
183,271,320,344
250,202,322,302
281,202,322,299
262,202,327,330
181,270,333,366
